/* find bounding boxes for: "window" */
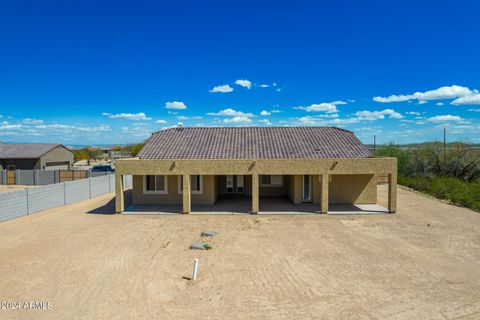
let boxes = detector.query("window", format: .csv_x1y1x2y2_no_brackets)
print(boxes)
260,175,283,187
143,175,168,194
178,175,203,194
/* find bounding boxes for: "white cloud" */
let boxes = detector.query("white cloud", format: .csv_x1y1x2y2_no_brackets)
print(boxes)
355,109,403,120
155,119,167,124
177,116,202,120
209,84,234,93
294,103,339,113
294,100,347,113
165,101,187,110
77,125,111,132
373,85,476,103
272,83,278,87
259,119,272,125
167,111,178,115
260,110,271,116
451,93,480,105
271,109,281,113
426,115,463,122
276,88,282,92
235,79,252,89
418,100,427,105
329,100,348,105
21,118,44,125
223,116,252,124
436,102,444,106
406,111,421,115
0,124,24,130
259,84,269,88
207,108,255,117
468,108,480,112
102,112,152,120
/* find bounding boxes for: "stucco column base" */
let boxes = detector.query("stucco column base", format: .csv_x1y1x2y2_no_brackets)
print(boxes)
388,173,397,213
115,174,124,213
251,173,259,214
321,173,329,214
182,174,191,214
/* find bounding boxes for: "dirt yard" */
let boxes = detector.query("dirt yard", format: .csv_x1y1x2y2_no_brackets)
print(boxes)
1,185,479,319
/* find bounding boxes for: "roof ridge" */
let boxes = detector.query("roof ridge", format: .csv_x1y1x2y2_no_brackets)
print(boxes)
150,126,355,135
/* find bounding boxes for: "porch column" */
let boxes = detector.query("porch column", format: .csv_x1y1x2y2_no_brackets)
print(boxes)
182,174,191,214
388,173,397,213
321,173,329,214
251,173,259,214
115,173,124,213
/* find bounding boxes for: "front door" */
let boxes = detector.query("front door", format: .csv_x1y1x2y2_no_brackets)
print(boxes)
302,175,312,202
226,175,245,194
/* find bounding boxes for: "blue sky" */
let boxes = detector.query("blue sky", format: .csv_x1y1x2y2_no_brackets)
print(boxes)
1,0,480,146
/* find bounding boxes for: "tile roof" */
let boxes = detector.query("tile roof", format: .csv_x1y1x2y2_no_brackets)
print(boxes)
0,142,67,159
137,127,371,159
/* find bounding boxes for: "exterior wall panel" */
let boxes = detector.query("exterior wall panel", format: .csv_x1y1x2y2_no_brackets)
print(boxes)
39,146,74,170
65,179,90,204
91,175,110,197
133,175,216,205
0,190,28,221
329,174,377,204
27,183,65,213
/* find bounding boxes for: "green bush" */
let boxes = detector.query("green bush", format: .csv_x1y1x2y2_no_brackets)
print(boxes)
398,175,480,211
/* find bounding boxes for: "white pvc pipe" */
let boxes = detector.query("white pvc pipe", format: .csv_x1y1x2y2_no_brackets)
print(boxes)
192,258,199,280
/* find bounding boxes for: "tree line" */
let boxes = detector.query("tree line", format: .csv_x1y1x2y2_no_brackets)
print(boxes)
376,143,480,211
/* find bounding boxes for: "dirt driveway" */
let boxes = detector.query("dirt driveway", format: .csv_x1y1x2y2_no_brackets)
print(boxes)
1,185,479,319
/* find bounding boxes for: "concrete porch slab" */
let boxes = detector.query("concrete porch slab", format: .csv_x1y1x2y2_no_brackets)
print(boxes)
328,204,389,215
124,204,182,215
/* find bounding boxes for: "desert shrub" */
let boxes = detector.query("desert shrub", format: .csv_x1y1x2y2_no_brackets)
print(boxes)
375,143,412,176
399,176,480,211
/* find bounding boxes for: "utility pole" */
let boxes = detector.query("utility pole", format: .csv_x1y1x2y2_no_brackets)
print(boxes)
373,135,376,155
443,127,446,163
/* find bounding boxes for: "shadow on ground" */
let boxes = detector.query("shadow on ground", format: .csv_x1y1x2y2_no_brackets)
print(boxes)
87,190,133,215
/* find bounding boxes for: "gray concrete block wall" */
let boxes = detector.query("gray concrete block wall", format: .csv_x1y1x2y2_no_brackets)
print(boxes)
0,173,129,222
0,170,5,185
16,170,35,185
27,183,65,214
0,190,28,221
65,179,90,204
91,175,110,198
37,170,56,185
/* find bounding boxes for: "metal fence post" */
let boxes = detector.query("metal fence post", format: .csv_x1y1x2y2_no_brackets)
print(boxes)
63,182,66,205
89,176,92,199
26,188,30,215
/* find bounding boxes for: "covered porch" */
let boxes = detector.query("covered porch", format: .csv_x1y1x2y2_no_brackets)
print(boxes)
115,158,397,215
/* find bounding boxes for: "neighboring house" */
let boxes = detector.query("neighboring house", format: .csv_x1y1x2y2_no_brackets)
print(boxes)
0,142,74,170
114,127,397,214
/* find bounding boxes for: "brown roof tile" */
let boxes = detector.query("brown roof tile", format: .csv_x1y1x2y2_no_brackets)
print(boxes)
137,127,371,159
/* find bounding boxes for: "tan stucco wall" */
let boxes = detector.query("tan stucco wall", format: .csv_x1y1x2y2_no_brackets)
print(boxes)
287,175,302,204
329,174,377,204
216,175,253,196
39,146,74,170
116,158,396,176
133,174,217,205
116,157,397,213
